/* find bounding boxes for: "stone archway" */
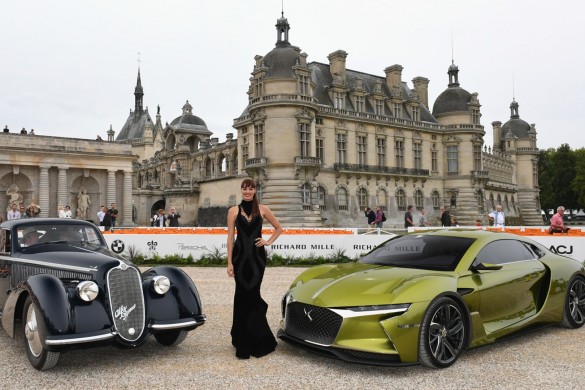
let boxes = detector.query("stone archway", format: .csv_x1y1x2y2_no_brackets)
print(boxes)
1,171,33,213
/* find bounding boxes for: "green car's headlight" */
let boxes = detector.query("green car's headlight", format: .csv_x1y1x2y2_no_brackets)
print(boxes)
331,304,410,318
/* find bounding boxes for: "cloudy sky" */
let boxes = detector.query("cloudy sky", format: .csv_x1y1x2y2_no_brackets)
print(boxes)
1,0,583,150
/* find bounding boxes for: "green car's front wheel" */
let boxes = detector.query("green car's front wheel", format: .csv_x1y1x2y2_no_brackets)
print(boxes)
561,276,585,328
418,297,466,368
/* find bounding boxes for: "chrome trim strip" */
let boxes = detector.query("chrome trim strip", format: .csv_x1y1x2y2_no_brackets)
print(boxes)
149,320,200,330
330,307,409,319
45,332,116,346
4,257,98,273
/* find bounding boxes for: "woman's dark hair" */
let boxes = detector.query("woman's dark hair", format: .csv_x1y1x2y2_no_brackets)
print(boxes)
240,178,260,218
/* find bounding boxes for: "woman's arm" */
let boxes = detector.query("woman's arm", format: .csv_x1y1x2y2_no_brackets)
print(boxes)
226,206,237,277
258,204,282,246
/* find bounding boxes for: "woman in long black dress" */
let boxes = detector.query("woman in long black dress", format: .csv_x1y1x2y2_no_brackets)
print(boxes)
227,179,282,359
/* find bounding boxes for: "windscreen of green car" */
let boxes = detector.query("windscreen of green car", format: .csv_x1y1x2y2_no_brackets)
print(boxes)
359,235,476,271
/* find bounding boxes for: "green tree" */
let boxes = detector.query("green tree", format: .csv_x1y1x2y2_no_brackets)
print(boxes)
551,144,577,210
571,148,585,207
538,148,555,213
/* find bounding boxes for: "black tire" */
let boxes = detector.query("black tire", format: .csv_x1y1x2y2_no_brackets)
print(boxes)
22,296,60,370
154,330,188,346
418,297,466,368
561,276,585,328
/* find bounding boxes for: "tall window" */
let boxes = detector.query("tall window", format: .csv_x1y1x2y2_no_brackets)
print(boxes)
355,95,365,112
413,142,422,170
334,92,345,109
337,187,348,210
254,124,264,158
357,135,367,165
301,183,311,210
533,160,538,186
489,193,495,210
447,145,459,173
375,99,384,115
377,138,386,167
299,75,309,95
316,138,324,163
431,149,438,172
473,144,482,171
299,123,310,157
317,186,326,210
336,133,347,163
395,139,404,168
411,106,419,121
393,103,401,118
242,145,248,163
471,108,480,124
476,190,484,212
396,189,406,211
256,184,263,203
431,190,440,210
414,189,423,210
357,187,368,210
254,78,263,97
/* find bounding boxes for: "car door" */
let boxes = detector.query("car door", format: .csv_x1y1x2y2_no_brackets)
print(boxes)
471,239,546,334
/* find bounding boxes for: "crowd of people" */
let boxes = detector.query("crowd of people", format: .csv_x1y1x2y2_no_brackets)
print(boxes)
3,125,36,135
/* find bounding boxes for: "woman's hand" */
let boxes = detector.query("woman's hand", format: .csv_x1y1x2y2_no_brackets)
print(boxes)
227,263,234,277
255,237,268,247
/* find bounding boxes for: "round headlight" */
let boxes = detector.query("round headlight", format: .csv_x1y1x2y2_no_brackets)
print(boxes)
152,275,170,295
77,281,99,302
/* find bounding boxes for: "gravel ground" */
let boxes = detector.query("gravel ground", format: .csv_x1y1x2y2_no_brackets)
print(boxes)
1,267,584,389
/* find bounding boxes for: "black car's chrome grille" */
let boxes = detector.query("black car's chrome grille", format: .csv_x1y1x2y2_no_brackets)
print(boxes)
285,302,342,345
107,264,145,342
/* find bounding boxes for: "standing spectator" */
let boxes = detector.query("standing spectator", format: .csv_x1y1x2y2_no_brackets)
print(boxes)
63,205,72,218
7,203,21,220
58,206,66,218
152,209,166,228
167,207,181,227
97,206,106,224
19,205,27,219
440,207,451,227
475,219,482,227
101,206,113,231
488,204,505,227
373,206,384,228
418,208,431,227
3,125,9,133
364,207,376,227
20,127,27,134
549,206,570,233
29,129,35,135
25,203,41,218
108,202,119,227
404,205,414,229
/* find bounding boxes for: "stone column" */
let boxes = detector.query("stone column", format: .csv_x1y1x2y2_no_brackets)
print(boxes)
123,170,133,226
107,170,117,205
39,166,50,218
57,166,69,209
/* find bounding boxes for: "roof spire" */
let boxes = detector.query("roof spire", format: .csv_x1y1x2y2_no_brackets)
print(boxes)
275,10,290,46
134,55,144,119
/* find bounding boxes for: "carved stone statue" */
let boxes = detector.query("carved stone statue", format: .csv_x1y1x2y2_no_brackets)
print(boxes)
77,188,91,220
6,184,23,212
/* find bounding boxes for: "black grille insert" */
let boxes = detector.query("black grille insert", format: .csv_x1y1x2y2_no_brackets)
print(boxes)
285,302,342,345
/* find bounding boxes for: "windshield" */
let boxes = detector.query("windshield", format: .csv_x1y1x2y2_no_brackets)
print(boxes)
359,234,476,271
17,223,104,249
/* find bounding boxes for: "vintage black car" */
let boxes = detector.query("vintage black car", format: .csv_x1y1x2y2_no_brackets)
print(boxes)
0,218,206,370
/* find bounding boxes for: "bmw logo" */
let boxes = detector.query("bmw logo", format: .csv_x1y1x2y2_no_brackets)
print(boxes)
111,240,125,254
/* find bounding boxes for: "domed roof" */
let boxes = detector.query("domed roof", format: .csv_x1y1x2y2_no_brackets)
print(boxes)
432,87,473,116
169,100,211,134
263,43,300,79
501,100,531,139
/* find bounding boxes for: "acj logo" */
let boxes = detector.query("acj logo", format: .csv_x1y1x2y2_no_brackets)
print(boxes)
549,245,574,255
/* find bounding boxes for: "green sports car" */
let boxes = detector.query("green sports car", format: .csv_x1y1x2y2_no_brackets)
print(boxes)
277,229,585,368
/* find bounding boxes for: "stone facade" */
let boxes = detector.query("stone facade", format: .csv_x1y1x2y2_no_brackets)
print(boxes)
0,133,135,224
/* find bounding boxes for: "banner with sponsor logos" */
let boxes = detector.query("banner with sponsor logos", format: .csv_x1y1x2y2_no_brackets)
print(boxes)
102,227,585,262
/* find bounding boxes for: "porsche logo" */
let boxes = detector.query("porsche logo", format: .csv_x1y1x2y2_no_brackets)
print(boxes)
304,308,313,322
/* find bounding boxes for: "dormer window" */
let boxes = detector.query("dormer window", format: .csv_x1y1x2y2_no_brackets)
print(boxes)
334,92,345,110
411,106,420,121
375,99,384,115
298,75,309,95
355,95,365,112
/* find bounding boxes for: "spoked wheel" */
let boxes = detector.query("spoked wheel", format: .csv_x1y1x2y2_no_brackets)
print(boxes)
419,297,466,368
23,296,60,370
154,330,188,346
561,276,585,328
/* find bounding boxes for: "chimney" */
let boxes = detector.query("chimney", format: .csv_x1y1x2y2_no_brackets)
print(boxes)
328,50,348,87
492,121,502,151
412,77,430,109
384,64,403,90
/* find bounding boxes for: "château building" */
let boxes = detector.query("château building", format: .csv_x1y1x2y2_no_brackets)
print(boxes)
116,14,541,228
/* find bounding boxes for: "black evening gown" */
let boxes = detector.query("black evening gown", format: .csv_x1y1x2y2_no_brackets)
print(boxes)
230,206,277,358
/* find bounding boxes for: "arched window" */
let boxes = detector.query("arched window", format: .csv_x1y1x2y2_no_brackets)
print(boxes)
414,189,423,210
476,189,484,212
489,193,495,210
205,157,212,178
301,183,311,210
431,190,440,210
337,187,348,211
317,186,326,211
357,187,368,210
218,153,226,175
497,194,502,208
396,189,406,211
504,195,509,211
377,188,388,211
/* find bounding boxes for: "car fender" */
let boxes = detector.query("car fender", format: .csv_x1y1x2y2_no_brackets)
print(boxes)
25,274,72,336
142,266,203,322
1,288,27,338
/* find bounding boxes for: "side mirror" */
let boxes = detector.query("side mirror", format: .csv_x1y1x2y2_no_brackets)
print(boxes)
471,262,503,272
